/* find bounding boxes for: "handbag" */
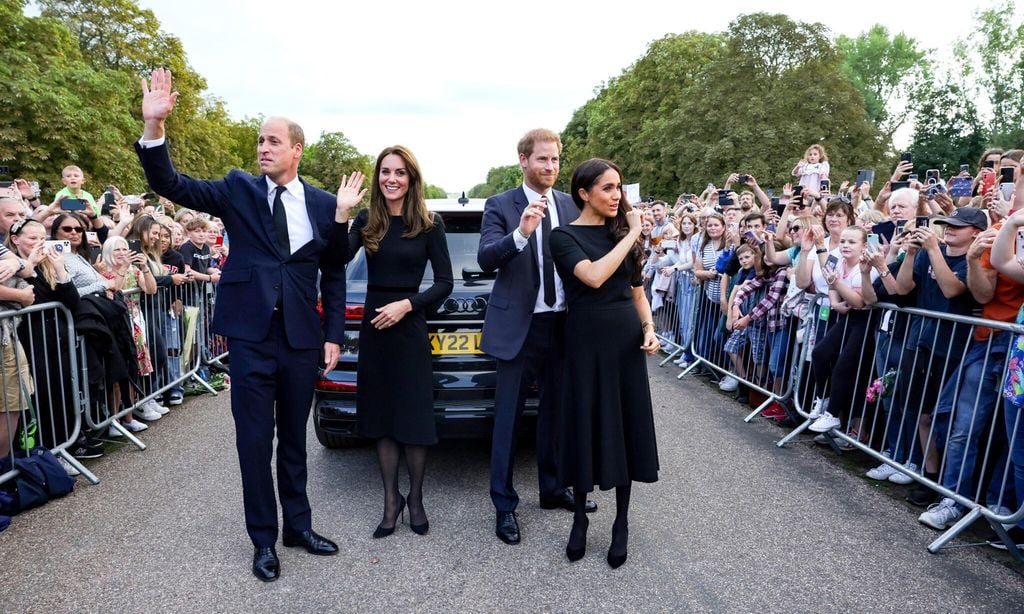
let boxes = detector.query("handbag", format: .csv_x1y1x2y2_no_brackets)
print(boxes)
0,447,75,515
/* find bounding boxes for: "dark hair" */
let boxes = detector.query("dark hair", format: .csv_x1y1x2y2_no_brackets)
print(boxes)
570,158,643,273
741,212,765,227
825,199,855,226
51,212,91,260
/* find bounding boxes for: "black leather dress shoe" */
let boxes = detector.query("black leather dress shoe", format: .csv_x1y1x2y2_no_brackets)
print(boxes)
282,530,339,555
495,511,520,545
539,489,598,513
252,546,280,582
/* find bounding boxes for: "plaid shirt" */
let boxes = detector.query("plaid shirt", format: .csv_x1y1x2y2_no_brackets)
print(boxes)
734,267,790,332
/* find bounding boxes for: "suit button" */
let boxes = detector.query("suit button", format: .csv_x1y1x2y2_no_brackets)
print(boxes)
274,285,280,290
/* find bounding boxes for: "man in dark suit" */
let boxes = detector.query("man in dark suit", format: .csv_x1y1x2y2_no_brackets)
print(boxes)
134,69,359,581
478,128,596,545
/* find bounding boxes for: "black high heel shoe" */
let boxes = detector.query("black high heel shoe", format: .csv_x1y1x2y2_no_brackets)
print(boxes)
407,496,430,536
565,516,588,562
607,524,628,569
372,496,406,539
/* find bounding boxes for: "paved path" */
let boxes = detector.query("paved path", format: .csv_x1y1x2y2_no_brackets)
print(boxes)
2,359,1022,612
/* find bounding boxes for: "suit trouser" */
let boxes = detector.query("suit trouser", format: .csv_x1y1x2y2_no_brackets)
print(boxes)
227,312,319,547
490,311,565,512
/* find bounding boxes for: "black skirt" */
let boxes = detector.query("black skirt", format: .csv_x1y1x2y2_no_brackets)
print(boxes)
356,289,437,445
558,302,660,492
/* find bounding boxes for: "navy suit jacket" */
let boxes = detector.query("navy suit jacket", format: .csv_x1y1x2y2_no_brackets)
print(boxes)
135,142,346,350
477,186,579,361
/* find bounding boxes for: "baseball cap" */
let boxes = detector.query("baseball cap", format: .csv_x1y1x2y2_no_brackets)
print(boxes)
931,207,988,231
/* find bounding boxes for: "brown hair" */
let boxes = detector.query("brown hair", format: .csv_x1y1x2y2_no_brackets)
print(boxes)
50,212,92,260
735,244,764,278
361,146,434,256
185,219,210,232
805,144,828,162
699,212,726,253
517,129,562,159
7,220,60,288
569,158,642,272
977,148,1004,169
825,199,856,226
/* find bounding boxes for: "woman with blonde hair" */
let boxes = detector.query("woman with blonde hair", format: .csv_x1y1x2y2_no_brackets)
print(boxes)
334,146,453,538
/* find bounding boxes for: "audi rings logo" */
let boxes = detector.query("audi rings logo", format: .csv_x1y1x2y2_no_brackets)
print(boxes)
441,297,487,314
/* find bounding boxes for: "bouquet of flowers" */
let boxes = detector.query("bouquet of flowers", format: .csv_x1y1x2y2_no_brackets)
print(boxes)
866,369,896,403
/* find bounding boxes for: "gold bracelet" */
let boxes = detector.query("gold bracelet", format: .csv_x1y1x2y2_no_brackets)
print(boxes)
641,320,655,332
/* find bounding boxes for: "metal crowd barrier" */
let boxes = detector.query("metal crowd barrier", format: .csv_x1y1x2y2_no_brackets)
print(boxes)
0,302,90,485
671,276,1024,562
1,281,222,495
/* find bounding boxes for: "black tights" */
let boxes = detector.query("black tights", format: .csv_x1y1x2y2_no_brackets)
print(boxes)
567,483,632,554
376,437,428,529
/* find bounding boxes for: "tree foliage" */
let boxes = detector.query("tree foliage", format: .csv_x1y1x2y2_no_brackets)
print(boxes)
300,131,374,192
468,164,521,198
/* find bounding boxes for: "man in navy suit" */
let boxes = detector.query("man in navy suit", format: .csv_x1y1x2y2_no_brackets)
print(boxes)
134,69,359,581
478,128,596,545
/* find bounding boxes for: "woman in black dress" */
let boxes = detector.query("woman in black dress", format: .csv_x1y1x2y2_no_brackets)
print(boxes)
549,158,660,568
334,146,454,538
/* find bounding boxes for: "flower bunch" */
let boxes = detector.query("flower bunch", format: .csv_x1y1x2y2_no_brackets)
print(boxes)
866,369,896,403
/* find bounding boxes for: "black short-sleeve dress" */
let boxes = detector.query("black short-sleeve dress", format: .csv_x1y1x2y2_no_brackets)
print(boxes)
342,209,454,445
549,223,659,492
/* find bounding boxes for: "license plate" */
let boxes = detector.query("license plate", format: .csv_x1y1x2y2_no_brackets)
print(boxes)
429,332,482,355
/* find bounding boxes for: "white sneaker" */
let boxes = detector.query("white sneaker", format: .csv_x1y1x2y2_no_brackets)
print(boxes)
107,425,124,438
809,411,841,433
919,498,962,530
673,356,688,366
718,376,739,392
866,455,899,481
147,399,170,416
58,457,80,477
133,402,162,422
888,462,918,485
122,419,149,433
808,397,829,420
168,394,184,406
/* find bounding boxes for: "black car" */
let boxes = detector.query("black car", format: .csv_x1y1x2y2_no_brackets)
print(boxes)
314,199,538,448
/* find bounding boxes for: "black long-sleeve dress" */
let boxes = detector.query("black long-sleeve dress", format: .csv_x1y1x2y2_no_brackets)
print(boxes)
343,210,454,445
550,224,659,492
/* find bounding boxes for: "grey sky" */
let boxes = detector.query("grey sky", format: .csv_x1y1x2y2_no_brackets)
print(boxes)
134,0,983,192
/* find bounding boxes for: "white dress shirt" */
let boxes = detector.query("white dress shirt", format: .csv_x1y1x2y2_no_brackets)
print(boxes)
512,184,565,313
138,135,313,254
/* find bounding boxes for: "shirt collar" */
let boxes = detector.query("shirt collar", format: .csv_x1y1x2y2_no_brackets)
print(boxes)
521,183,552,204
268,175,304,199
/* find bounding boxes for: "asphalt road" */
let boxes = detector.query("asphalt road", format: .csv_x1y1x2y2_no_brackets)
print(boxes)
2,358,1022,613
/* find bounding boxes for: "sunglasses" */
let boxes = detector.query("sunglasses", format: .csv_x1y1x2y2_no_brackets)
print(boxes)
789,226,803,233
59,226,83,233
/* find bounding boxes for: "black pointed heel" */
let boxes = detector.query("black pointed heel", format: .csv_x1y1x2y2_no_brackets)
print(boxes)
372,496,406,539
565,516,588,562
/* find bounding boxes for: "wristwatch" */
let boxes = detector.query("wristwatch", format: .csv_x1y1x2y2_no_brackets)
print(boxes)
815,248,828,254
16,258,26,272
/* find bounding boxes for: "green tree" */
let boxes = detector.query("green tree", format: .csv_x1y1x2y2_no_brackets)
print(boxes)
907,77,986,176
468,164,521,198
424,184,447,199
300,131,373,194
955,0,1024,147
836,25,930,149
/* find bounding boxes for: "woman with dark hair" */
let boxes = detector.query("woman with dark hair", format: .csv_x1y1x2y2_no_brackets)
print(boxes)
549,158,660,569
333,145,454,538
51,212,115,297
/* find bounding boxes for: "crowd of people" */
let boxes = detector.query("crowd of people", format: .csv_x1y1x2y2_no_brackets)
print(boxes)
0,166,228,478
635,145,1024,546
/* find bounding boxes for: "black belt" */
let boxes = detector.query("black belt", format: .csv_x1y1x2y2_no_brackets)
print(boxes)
367,284,419,293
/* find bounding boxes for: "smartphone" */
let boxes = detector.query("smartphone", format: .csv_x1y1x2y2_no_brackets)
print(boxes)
215,235,224,246
820,179,831,193
766,223,777,233
895,219,908,235
1002,183,1016,202
30,181,39,198
103,192,115,206
85,231,97,243
916,215,930,229
890,180,910,191
727,222,739,232
89,246,102,263
771,198,785,216
873,221,896,242
959,164,970,174
908,173,919,182
867,233,880,251
926,169,940,182
0,165,9,174
128,239,143,253
1017,231,1024,262
949,177,973,198
743,230,764,245
927,184,947,199
855,169,875,186
1001,167,1015,184
737,174,749,184
983,160,996,169
823,254,839,275
792,185,804,197
900,152,913,164
44,239,71,254
60,198,86,211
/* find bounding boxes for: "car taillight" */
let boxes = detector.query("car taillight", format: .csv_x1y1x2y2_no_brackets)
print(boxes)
345,304,364,321
316,379,357,392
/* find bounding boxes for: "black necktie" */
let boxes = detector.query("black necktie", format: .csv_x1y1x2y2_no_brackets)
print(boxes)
541,195,555,307
272,185,290,257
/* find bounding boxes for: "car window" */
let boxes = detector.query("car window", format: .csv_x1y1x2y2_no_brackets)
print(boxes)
346,213,481,281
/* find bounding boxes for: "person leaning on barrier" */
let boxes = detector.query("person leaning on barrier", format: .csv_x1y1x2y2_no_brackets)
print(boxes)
6,219,80,459
886,207,983,508
157,222,188,407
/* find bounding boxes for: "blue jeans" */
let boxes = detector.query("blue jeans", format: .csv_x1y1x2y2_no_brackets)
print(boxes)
875,330,914,463
675,271,698,360
933,336,1010,505
162,312,184,396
